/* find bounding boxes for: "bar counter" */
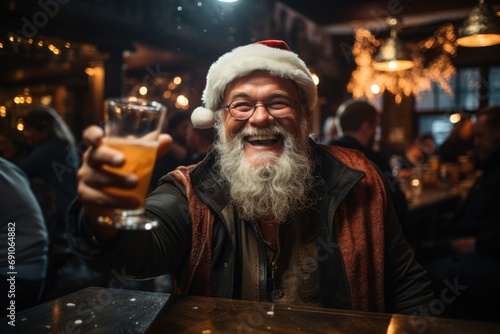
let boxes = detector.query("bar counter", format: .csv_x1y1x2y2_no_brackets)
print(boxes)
2,287,499,333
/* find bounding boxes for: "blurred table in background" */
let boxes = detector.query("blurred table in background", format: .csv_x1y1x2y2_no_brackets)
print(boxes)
402,174,477,259
2,287,500,333
408,186,463,213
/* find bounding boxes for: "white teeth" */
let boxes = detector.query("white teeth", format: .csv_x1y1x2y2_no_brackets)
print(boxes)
247,134,278,141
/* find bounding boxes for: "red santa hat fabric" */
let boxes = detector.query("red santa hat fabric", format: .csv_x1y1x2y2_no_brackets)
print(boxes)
191,40,318,128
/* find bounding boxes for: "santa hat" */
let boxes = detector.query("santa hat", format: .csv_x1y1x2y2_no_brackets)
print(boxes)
191,40,318,128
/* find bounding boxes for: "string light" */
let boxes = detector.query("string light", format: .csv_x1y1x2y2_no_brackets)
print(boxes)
13,89,33,105
16,118,24,131
347,23,457,104
173,76,182,84
450,113,461,123
2,35,70,55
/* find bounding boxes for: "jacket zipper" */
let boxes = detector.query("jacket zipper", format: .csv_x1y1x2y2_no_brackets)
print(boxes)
251,220,281,302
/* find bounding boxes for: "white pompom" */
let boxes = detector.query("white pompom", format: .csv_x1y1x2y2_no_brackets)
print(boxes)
191,106,216,129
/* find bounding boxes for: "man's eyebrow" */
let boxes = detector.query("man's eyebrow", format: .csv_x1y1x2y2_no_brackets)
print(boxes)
227,92,251,101
227,90,292,101
265,91,293,99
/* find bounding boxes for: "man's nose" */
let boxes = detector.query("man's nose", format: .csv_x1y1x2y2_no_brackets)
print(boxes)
248,104,273,126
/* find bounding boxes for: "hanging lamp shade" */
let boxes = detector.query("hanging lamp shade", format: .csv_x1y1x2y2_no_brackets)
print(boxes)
456,0,500,47
373,18,414,72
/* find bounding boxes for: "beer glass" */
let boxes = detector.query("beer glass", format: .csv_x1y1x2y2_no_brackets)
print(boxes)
99,97,167,230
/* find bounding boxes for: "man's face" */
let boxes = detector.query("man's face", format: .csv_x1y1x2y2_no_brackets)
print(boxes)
22,126,46,148
221,71,308,166
214,71,316,223
0,135,16,160
459,118,472,140
472,114,500,161
171,118,191,146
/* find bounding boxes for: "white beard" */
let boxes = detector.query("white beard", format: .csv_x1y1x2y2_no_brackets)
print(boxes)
214,124,317,223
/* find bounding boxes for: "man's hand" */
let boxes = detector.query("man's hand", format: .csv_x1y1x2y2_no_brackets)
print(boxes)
76,125,172,239
450,237,477,253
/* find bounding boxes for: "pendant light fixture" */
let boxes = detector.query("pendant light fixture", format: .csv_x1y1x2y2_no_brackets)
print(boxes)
456,0,500,47
373,17,414,72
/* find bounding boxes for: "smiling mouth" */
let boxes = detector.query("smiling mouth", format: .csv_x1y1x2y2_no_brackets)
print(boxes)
245,133,282,145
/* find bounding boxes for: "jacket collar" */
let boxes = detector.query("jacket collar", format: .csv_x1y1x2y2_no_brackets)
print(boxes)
310,140,365,199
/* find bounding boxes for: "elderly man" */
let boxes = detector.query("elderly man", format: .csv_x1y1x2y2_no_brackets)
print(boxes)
69,40,433,314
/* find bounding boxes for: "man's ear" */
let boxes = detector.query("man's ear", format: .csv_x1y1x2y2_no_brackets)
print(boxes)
359,121,373,133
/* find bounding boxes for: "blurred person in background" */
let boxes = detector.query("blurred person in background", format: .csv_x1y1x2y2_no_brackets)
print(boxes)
399,140,425,170
396,135,435,179
395,139,427,185
329,99,409,225
436,116,474,163
15,107,111,300
0,127,30,163
1,157,49,311
185,125,215,165
417,133,436,161
424,106,500,322
320,115,337,144
149,111,192,193
15,106,79,236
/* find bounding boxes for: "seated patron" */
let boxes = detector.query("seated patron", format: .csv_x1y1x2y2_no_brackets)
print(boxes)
399,140,426,170
68,40,433,314
320,115,337,144
417,134,436,161
0,157,49,311
395,137,432,183
436,117,474,163
0,127,30,163
329,99,409,225
425,106,500,322
15,106,79,236
185,125,215,165
148,112,192,193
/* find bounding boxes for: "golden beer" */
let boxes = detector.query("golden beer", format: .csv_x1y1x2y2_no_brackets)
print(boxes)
100,97,166,229
102,137,158,209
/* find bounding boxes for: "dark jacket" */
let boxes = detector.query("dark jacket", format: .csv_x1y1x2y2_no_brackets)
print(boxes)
447,150,500,260
0,158,48,281
16,139,79,233
436,137,473,163
67,141,433,314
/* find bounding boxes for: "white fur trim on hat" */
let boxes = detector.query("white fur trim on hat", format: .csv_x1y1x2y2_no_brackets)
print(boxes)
191,42,317,128
191,106,216,129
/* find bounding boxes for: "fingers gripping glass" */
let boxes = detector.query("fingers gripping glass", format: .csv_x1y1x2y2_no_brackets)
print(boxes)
223,97,304,120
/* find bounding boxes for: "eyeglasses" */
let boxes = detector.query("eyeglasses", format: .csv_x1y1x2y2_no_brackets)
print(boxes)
223,97,304,120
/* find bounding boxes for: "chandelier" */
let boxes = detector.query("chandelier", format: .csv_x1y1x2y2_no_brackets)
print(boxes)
456,0,500,47
373,17,414,72
347,21,457,104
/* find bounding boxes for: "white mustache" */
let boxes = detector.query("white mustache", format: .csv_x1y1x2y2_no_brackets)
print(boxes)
237,126,286,140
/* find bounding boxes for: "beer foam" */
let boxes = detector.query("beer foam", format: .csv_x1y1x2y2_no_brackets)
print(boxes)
104,137,159,147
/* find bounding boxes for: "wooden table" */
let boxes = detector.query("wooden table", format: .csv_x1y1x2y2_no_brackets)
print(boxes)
2,287,499,333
